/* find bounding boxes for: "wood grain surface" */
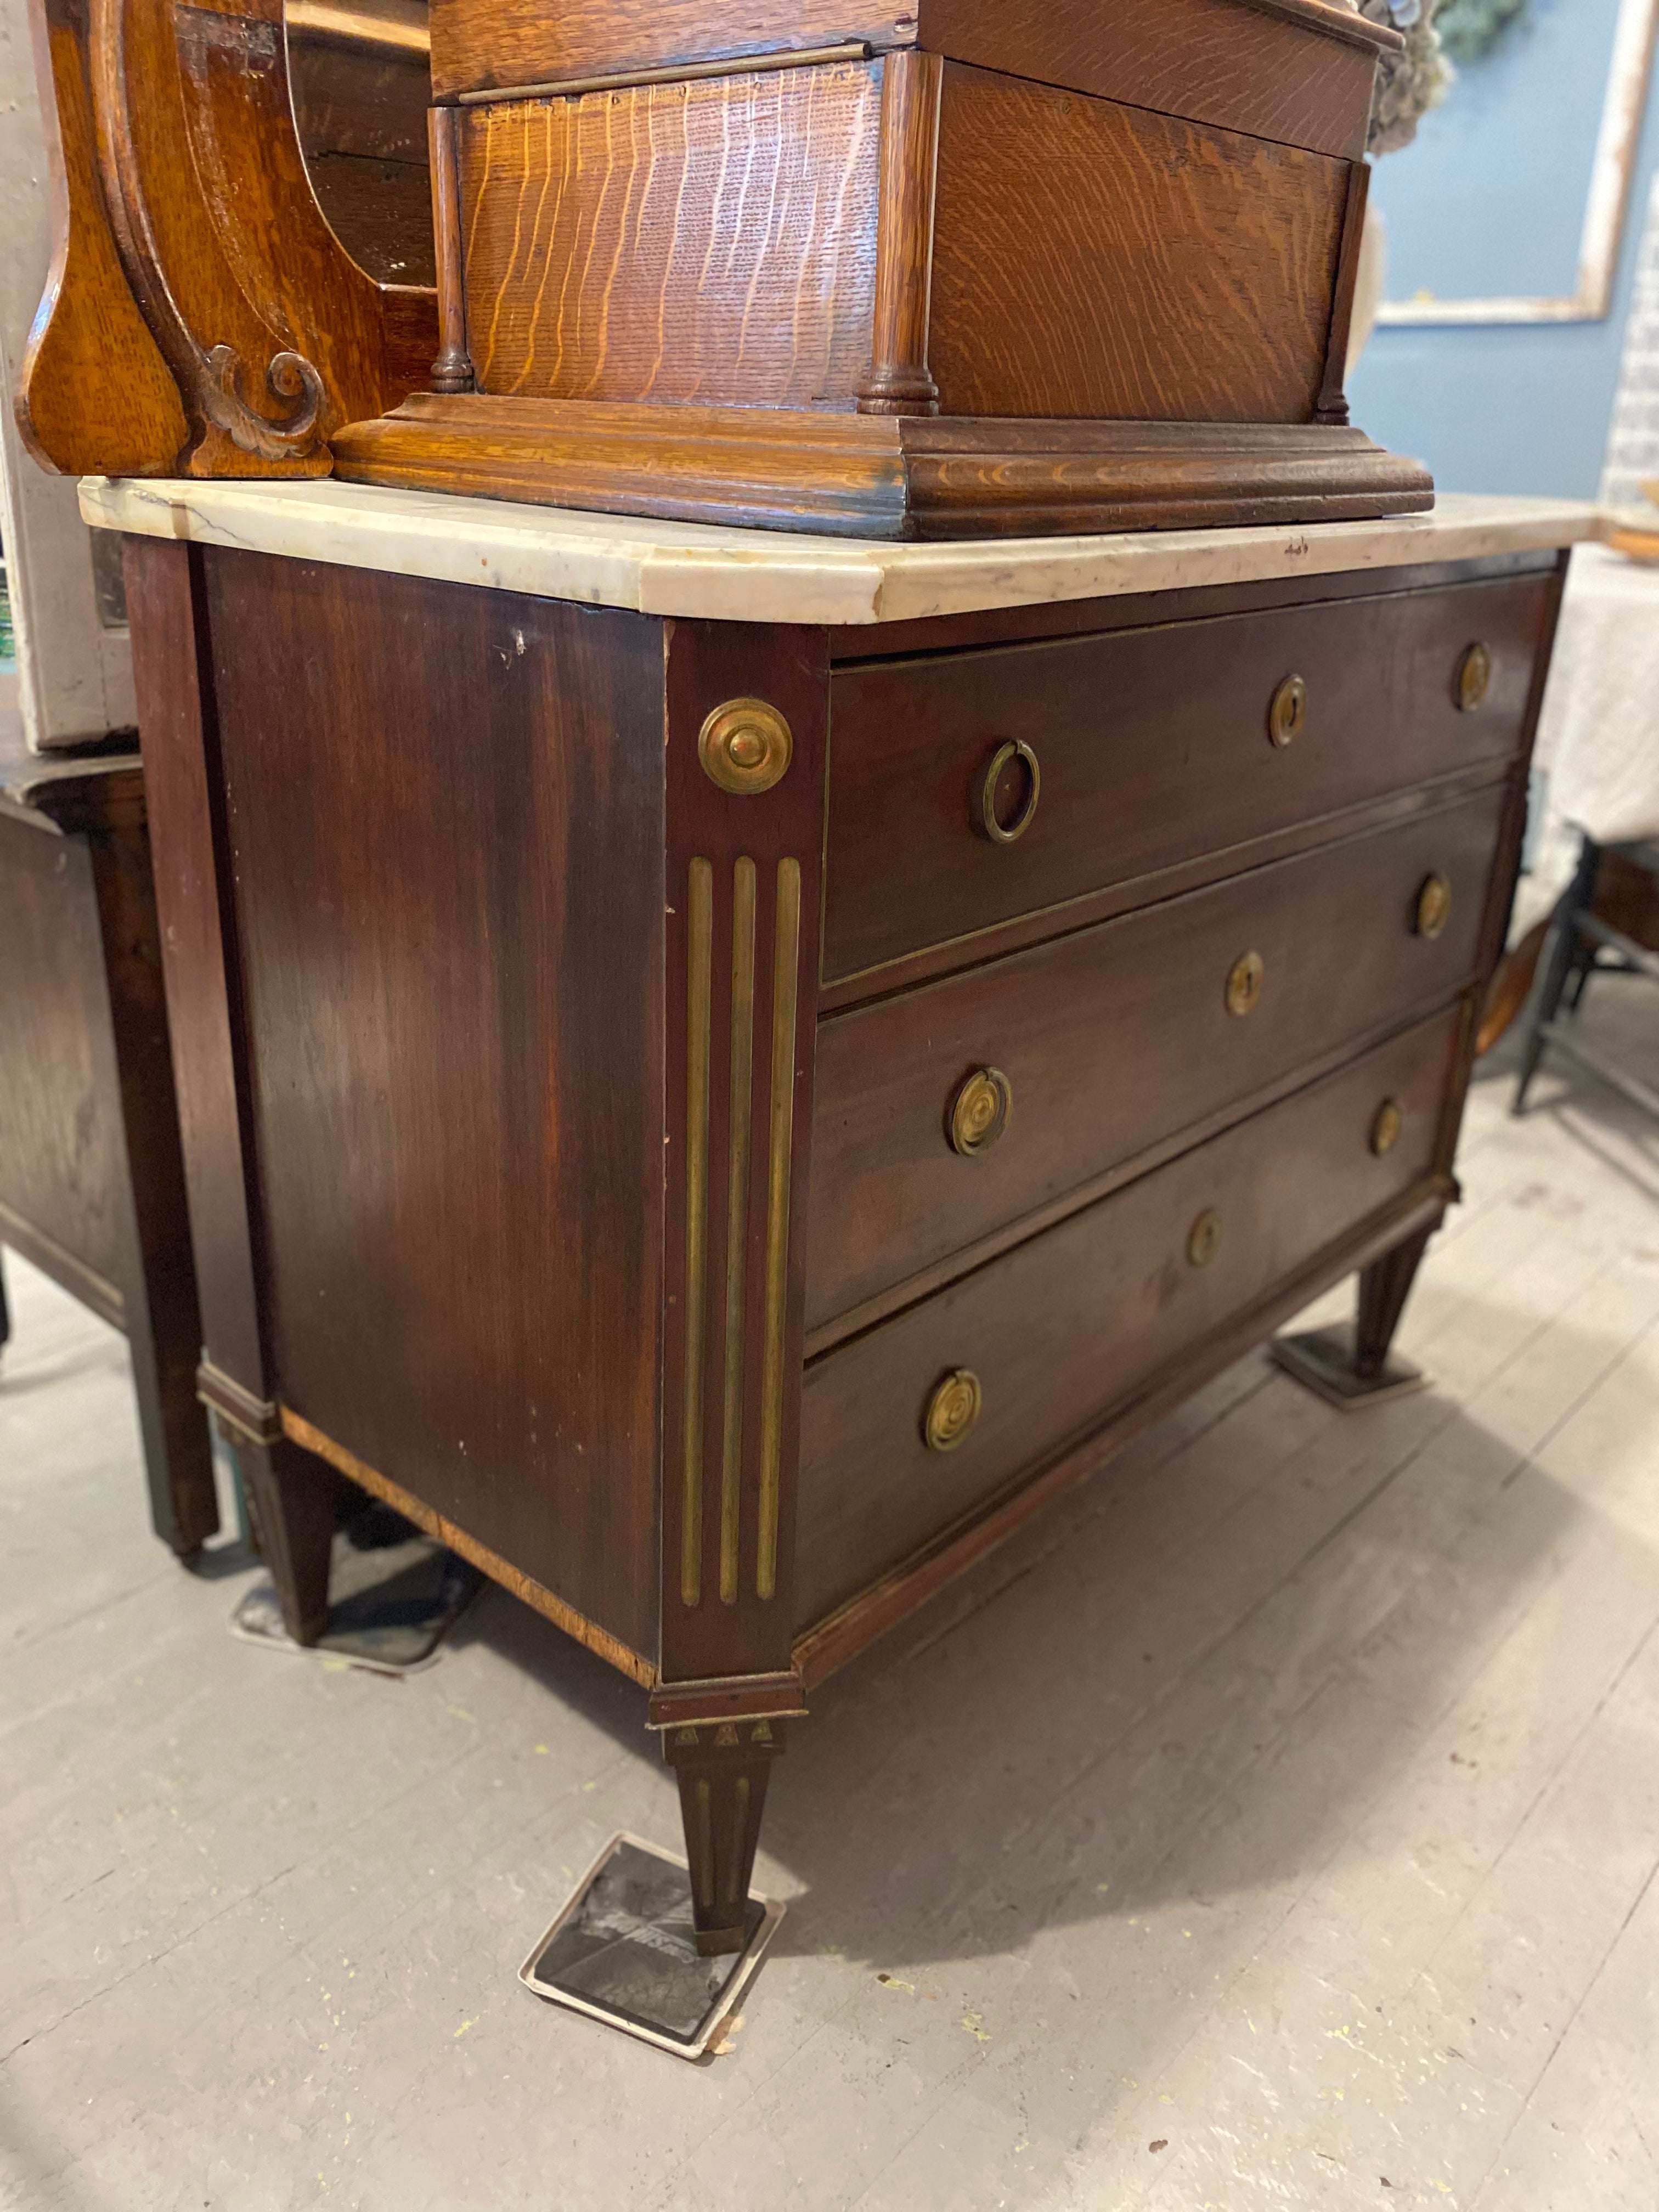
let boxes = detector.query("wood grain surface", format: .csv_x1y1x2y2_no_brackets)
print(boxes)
928,63,1347,424
916,0,1380,159
822,572,1553,986
806,789,1505,1334
334,395,1430,538
457,61,881,407
431,0,915,102
793,1007,1459,1630
197,550,667,1659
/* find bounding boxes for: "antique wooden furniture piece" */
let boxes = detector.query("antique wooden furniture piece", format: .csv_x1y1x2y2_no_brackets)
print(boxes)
86,478,1587,1949
16,0,1432,535
0,731,218,1555
337,0,1435,534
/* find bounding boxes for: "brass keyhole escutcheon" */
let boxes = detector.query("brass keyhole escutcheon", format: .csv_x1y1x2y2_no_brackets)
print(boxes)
1226,950,1265,1017
1455,642,1492,713
1370,1097,1404,1156
1415,873,1452,940
923,1367,983,1452
978,740,1041,845
698,697,793,795
1187,1209,1223,1268
949,1066,1013,1157
1268,673,1307,748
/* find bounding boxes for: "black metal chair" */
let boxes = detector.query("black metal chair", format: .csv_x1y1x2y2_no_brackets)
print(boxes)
1514,833,1659,1121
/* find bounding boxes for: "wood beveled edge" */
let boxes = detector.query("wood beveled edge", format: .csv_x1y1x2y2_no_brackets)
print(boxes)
279,1407,658,1689
0,1197,126,1333
1234,0,1404,54
791,1173,1454,1689
455,40,876,107
646,1672,809,1729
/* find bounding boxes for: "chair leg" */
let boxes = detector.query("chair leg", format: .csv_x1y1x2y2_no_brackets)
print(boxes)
1514,835,1599,1115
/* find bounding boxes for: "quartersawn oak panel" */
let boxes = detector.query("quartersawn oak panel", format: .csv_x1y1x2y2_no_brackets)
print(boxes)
806,787,1504,1332
794,1006,1459,1629
823,571,1554,986
458,61,882,408
917,0,1382,160
200,551,667,1658
431,0,916,102
928,63,1348,424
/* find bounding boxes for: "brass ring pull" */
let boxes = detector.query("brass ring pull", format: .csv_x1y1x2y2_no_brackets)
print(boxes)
1187,1209,1223,1268
1415,873,1452,940
1370,1098,1404,1156
1225,950,1265,1017
923,1367,983,1452
949,1066,1013,1156
1455,642,1492,713
978,740,1041,845
1268,673,1307,748
698,697,793,794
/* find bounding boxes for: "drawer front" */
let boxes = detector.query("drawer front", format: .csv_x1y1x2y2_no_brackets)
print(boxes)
806,787,1502,1333
824,572,1550,983
795,1008,1460,1629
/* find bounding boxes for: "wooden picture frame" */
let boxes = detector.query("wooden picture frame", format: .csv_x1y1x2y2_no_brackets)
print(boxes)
1378,0,1659,326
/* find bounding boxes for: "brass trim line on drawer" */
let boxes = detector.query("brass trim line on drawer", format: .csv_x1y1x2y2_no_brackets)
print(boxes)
682,857,714,1607
757,858,802,1601
720,857,758,1606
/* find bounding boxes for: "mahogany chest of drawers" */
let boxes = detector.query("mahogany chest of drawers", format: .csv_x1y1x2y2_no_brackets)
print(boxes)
97,483,1580,1954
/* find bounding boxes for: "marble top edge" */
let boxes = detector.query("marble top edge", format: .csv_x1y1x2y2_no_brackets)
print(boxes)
80,476,1601,628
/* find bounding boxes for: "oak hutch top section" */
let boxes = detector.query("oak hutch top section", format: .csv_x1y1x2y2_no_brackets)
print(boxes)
80,478,1598,630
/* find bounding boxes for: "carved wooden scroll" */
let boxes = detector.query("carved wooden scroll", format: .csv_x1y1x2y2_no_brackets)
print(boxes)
16,0,437,478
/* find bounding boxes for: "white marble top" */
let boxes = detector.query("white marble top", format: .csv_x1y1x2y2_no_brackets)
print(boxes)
80,476,1599,629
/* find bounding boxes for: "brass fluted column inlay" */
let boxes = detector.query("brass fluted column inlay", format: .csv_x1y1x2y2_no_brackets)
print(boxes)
681,860,713,1607
719,859,758,1604
757,859,802,1601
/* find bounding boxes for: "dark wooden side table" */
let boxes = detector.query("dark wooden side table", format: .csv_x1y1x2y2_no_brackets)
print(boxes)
95,478,1588,1950
0,737,218,1555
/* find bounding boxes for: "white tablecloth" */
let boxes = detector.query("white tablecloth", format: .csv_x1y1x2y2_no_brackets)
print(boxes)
1532,545,1659,890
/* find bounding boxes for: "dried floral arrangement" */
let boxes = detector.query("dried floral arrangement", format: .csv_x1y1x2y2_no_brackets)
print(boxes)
1359,0,1452,156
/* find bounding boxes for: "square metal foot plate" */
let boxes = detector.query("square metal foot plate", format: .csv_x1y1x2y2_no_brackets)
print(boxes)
519,1833,783,2059
1272,1326,1430,1410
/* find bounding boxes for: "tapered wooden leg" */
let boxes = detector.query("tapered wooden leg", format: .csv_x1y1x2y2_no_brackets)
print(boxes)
1272,1221,1437,1408
238,1436,341,1644
664,1719,785,1956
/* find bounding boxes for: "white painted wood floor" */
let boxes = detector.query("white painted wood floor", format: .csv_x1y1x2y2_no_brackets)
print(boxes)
4,981,1657,2212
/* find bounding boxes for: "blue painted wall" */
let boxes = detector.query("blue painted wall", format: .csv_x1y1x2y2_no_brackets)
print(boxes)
1347,33,1659,497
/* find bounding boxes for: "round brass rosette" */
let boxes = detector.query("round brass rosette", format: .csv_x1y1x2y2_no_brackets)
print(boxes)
1187,1208,1223,1268
949,1066,1013,1156
1415,873,1452,940
1226,950,1265,1017
698,697,793,795
1455,642,1492,713
1370,1097,1404,1156
1268,673,1307,747
923,1367,983,1452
